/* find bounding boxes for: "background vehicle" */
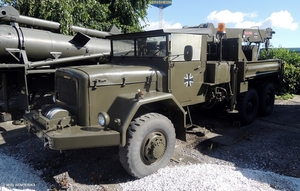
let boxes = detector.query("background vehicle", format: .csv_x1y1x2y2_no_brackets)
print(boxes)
0,6,115,120
25,22,283,178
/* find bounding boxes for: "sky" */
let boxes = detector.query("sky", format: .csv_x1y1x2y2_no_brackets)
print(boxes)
143,0,299,48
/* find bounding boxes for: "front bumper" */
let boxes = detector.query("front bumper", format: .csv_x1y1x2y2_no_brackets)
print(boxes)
24,113,120,150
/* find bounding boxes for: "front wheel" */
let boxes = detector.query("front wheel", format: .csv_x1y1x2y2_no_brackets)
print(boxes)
237,88,259,125
119,113,175,178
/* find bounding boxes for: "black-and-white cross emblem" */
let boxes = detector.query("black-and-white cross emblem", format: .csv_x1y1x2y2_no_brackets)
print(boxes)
184,73,194,87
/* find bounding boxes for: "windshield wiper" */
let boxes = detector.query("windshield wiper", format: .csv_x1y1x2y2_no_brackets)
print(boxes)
121,49,133,58
149,50,160,59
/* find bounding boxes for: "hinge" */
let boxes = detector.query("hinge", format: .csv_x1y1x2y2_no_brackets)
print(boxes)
93,78,107,89
169,62,175,68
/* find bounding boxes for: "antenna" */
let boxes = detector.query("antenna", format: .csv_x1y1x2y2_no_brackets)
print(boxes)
150,0,172,28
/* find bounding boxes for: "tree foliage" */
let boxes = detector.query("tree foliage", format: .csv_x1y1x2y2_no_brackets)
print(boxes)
260,48,300,94
260,47,300,67
0,0,150,34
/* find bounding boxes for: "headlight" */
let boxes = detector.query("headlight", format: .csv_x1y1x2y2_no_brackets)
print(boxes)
98,112,110,127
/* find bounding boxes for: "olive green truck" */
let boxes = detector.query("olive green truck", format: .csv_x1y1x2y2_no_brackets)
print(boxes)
24,23,283,178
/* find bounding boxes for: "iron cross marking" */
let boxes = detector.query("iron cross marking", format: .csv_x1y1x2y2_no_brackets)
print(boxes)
184,73,194,87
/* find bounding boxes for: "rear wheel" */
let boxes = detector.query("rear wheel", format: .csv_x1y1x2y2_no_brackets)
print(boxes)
258,83,275,116
237,88,259,125
119,113,175,178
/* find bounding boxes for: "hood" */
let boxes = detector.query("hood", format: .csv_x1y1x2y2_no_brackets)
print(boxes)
74,64,157,87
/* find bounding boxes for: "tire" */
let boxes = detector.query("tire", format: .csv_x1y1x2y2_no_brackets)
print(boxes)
119,113,175,178
258,83,275,116
237,88,259,125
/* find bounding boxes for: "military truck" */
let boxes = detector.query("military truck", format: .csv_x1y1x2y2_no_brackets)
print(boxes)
24,22,283,178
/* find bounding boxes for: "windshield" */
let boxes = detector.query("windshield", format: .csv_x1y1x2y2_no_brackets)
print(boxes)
112,36,167,58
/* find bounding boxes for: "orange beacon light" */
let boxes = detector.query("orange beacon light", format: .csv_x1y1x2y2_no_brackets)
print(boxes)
217,22,226,34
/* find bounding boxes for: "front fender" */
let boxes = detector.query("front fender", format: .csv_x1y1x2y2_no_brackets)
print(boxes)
107,91,186,147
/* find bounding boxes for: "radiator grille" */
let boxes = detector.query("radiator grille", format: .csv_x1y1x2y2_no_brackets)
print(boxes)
56,75,77,107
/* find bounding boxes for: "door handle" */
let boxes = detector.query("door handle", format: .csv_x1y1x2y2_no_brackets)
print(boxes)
194,66,201,71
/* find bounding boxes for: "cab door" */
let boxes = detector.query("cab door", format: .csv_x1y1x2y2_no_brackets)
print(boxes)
168,34,205,106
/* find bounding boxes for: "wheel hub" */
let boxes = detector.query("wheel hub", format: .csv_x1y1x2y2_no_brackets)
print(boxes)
150,140,165,159
266,92,271,105
246,101,254,113
142,132,166,165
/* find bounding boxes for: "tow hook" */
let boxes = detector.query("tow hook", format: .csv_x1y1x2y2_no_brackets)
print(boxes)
28,125,35,134
44,141,50,149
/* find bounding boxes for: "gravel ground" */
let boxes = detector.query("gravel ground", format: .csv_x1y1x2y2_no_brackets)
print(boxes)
0,99,300,191
0,151,49,191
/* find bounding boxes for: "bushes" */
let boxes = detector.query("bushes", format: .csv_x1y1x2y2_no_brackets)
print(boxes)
282,63,300,94
260,48,300,95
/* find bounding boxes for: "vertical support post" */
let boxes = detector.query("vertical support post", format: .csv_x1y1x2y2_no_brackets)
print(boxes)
229,65,239,112
23,68,30,112
218,33,225,62
1,73,9,112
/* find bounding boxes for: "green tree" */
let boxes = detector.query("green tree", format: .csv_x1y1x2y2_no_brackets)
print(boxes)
0,0,150,34
260,48,300,94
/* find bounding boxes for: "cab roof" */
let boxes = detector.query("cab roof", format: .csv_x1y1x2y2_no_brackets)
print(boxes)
107,28,214,40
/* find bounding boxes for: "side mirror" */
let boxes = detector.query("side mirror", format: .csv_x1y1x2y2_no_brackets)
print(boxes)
184,45,193,61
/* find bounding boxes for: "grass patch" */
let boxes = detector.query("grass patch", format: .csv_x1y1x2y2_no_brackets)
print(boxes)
275,93,295,100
